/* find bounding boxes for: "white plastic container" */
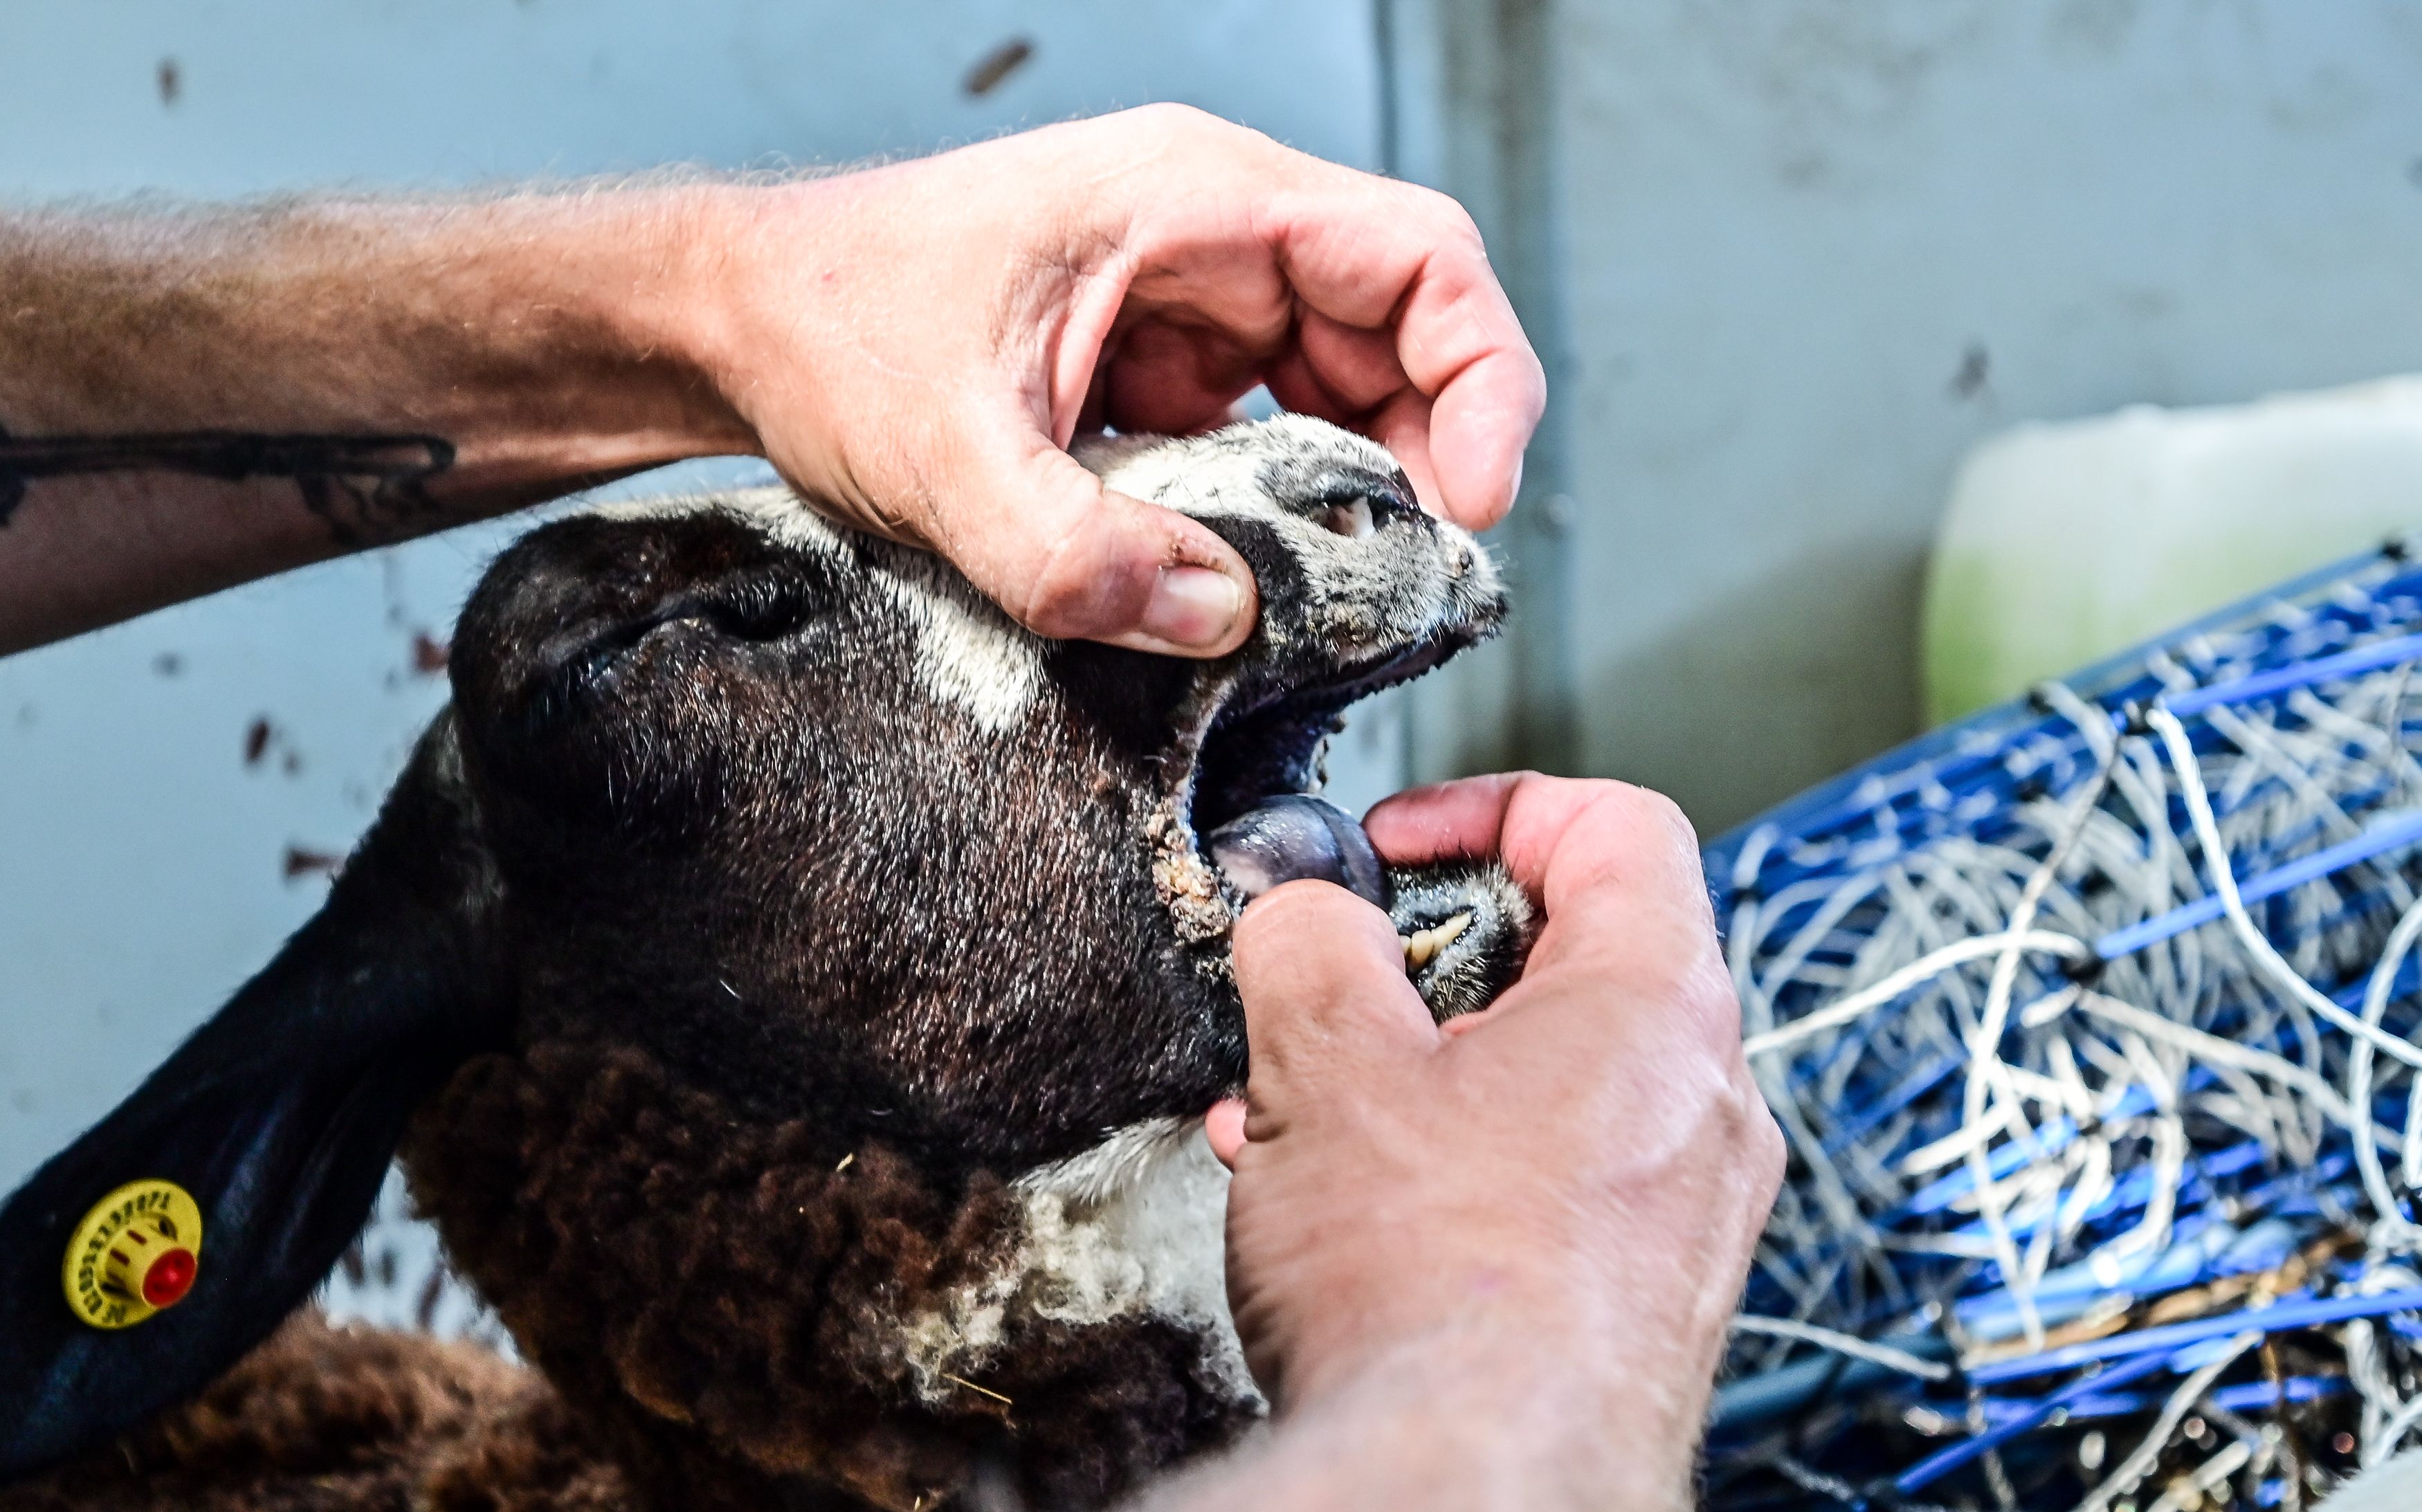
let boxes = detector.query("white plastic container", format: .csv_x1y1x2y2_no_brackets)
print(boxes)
1923,376,2422,725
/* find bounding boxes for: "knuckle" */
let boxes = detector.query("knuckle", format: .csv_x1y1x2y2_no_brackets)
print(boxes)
1709,1062,1787,1194
1746,1100,1788,1196
1019,575,1116,639
1016,509,1150,639
1596,785,1708,888
1554,775,1699,855
1237,879,1347,944
1687,957,1743,1028
1398,182,1483,244
1620,786,1700,853
1664,958,1742,1042
1607,934,1737,1040
1016,574,1099,638
1127,100,1196,131
1439,197,1488,251
1515,348,1551,414
1128,101,1248,152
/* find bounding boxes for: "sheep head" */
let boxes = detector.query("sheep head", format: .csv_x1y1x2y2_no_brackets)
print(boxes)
0,417,1531,1511
443,415,1515,1171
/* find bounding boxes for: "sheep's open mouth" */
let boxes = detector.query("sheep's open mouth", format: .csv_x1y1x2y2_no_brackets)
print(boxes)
1189,634,1466,907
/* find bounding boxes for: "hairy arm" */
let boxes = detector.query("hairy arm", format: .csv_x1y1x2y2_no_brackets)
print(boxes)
1154,775,1783,1511
0,194,751,648
0,106,1543,657
1141,1324,1687,1509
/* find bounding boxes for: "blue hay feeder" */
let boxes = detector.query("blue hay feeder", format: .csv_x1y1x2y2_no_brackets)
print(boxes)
1703,538,2422,1510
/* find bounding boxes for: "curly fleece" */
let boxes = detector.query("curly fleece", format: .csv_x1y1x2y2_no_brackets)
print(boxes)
10,1039,1253,1512
402,1039,1257,1511
0,1313,624,1512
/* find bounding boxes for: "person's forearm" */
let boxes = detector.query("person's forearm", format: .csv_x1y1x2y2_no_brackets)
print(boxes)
1140,1315,1710,1512
0,112,1543,658
0,190,756,650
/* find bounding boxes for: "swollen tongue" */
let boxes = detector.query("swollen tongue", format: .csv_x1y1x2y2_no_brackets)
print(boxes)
1205,794,1387,907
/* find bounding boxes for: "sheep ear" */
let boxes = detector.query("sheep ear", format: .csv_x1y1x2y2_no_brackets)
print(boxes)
0,718,505,1480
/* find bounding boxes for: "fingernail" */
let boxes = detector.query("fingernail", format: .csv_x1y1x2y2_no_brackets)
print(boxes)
1140,566,1246,651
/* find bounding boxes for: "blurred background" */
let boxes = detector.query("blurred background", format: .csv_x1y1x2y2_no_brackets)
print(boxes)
6,0,2422,1313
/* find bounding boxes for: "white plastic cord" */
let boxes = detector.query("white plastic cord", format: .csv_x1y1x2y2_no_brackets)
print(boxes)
1725,646,2422,1500
1966,752,2120,1347
1727,1315,1953,1381
2071,1333,2260,1512
2147,706,2422,1072
1742,931,2092,1059
2142,1440,2254,1512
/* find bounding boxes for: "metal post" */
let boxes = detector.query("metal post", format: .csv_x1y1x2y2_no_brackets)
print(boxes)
1378,0,1578,781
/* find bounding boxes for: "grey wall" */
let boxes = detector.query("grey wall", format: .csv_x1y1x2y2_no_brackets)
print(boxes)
1392,0,2422,831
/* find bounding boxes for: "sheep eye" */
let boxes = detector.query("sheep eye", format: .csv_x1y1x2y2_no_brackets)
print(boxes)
1321,497,1376,540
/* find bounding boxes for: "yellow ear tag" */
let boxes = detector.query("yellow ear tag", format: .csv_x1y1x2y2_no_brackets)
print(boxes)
62,1179,203,1330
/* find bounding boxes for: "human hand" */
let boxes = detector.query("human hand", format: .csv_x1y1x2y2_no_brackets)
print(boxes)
1204,774,1783,1491
689,104,1545,657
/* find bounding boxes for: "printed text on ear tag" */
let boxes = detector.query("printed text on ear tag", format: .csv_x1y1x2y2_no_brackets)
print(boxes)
62,1179,203,1330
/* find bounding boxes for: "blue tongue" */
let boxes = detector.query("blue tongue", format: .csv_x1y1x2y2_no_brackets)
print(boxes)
1205,794,1388,907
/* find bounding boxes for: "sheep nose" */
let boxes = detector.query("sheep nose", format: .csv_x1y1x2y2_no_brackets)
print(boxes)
1206,794,1388,907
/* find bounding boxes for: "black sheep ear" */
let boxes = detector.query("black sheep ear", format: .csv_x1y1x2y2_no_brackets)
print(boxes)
0,718,506,1481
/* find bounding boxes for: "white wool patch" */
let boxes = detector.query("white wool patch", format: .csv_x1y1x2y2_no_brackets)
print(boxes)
895,1120,1258,1410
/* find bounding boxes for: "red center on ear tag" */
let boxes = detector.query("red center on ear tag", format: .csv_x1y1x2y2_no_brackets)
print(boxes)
141,1248,197,1308
62,1179,206,1329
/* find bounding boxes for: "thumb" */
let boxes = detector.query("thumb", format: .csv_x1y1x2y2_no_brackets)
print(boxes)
949,421,1259,656
1232,881,1437,1126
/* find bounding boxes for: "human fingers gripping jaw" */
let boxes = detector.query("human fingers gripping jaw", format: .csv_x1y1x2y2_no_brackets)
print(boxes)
978,429,1259,655
1359,772,1780,1199
1226,882,1437,1131
1362,772,1702,904
691,104,1542,657
1211,776,1784,1457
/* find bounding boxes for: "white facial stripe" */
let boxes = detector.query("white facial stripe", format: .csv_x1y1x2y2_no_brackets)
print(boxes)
590,486,846,556
591,488,1046,735
1077,415,1404,522
871,554,1046,736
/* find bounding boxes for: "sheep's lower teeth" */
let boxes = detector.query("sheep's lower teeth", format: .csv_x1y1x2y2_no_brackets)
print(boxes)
1401,911,1473,972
